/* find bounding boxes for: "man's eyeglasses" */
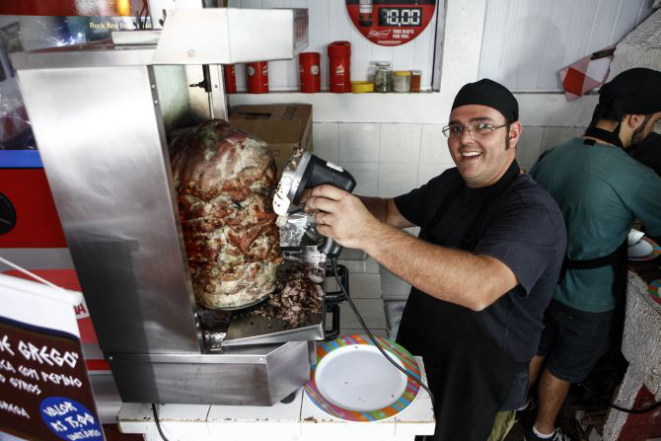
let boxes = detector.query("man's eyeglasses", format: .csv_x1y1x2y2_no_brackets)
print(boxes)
442,122,508,138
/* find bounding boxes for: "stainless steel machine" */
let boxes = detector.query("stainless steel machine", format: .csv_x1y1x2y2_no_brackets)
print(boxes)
9,8,341,406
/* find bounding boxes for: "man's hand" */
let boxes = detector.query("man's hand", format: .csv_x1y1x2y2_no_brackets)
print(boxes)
303,184,383,250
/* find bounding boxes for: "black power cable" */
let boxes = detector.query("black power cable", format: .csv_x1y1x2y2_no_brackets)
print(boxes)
151,403,172,441
580,383,661,414
330,258,436,412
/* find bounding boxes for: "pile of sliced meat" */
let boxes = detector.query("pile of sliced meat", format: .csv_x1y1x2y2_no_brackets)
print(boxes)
250,266,324,328
171,119,283,310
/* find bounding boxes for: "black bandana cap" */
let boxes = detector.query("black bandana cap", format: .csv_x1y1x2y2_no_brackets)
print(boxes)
598,67,661,118
451,78,519,123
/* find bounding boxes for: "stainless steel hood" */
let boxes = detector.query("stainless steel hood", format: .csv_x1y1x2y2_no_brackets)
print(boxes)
12,8,311,406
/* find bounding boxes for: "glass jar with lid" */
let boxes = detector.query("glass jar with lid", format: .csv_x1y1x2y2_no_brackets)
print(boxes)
410,70,422,92
374,61,393,93
393,71,411,93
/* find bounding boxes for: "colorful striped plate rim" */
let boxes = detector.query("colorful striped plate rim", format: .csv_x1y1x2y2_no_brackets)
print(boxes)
303,334,421,422
648,280,661,306
628,237,661,262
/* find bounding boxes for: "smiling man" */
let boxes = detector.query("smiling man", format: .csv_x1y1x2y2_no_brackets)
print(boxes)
304,79,566,441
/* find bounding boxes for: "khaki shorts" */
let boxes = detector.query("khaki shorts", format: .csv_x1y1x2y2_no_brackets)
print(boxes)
487,409,517,441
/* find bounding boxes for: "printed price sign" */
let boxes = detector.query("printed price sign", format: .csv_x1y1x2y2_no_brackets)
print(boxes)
346,0,436,46
0,312,104,440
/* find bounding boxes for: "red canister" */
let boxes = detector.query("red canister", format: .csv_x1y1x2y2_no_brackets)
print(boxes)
246,61,269,94
223,64,236,94
299,52,321,93
328,41,351,93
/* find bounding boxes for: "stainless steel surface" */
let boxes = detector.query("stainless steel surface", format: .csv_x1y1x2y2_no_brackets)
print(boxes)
222,312,324,347
154,8,308,64
14,8,314,406
432,0,446,91
11,44,156,70
147,0,206,30
108,341,310,405
209,65,229,121
112,30,162,45
90,373,122,424
17,65,200,354
153,65,196,133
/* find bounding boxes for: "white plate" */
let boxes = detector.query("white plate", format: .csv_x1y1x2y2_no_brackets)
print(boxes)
628,229,645,246
314,345,407,412
628,239,654,258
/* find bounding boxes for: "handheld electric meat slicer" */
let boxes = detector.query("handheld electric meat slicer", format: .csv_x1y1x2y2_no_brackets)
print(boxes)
273,150,356,276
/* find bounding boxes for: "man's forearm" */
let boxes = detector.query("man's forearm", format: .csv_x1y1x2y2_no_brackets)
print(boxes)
362,223,517,311
359,196,388,223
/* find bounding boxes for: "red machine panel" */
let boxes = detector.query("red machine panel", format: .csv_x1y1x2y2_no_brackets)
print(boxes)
0,168,67,248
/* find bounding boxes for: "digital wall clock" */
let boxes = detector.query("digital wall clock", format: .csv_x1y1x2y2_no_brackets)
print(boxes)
347,0,437,46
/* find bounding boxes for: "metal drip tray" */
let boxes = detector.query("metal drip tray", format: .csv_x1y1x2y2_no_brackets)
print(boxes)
200,264,349,349
222,310,324,347
198,290,325,349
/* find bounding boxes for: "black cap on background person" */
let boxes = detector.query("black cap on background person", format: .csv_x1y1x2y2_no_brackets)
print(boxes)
599,67,661,117
587,67,661,147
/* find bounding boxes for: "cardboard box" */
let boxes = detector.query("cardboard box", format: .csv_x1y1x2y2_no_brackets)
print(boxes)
230,104,313,176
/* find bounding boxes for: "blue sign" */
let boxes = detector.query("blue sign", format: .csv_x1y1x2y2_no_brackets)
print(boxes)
40,396,103,441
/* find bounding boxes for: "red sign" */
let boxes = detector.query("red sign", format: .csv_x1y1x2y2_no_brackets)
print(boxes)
346,0,436,47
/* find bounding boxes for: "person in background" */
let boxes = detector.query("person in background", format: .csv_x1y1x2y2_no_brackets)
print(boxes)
303,79,566,441
526,67,661,441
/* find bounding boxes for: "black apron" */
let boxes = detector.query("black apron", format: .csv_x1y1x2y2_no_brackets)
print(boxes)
396,161,525,441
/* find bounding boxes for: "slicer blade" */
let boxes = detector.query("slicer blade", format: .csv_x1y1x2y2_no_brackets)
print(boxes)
272,149,311,216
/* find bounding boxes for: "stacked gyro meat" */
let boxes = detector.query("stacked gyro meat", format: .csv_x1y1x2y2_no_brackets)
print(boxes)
171,119,283,310
171,120,323,328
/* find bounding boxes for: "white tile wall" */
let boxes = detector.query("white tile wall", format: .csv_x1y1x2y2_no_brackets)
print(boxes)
378,162,419,198
335,256,386,337
338,123,380,162
340,299,386,330
338,255,380,274
313,123,339,163
384,300,407,340
540,126,586,153
379,124,422,163
338,162,378,196
316,122,584,195
420,124,454,163
348,273,382,299
341,328,388,338
380,267,411,301
517,126,545,170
